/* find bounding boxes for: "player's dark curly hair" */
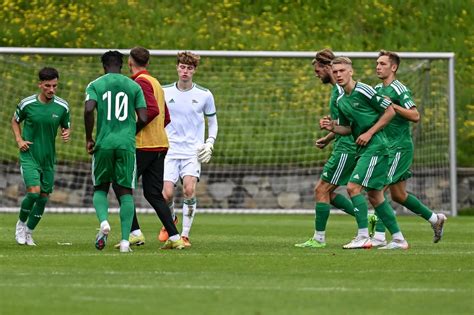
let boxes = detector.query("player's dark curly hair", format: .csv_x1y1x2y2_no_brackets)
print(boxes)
38,67,59,81
101,50,123,68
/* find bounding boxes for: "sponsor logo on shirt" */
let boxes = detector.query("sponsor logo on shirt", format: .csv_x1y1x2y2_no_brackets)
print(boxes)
403,94,409,100
52,114,59,118
169,98,175,103
192,99,198,104
353,174,360,179
322,172,328,177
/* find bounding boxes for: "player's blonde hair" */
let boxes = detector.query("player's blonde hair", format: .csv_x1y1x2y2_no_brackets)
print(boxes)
177,51,200,68
331,56,353,67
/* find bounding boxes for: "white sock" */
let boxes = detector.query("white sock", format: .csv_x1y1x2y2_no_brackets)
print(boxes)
120,240,130,247
314,231,325,243
100,220,110,232
392,232,405,241
131,229,142,237
25,227,33,234
358,228,369,238
374,231,386,241
169,234,180,242
182,198,196,237
428,213,438,225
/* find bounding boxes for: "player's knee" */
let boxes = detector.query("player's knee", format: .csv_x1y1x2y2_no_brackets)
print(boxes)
391,191,408,204
183,188,195,199
315,182,330,200
346,183,361,197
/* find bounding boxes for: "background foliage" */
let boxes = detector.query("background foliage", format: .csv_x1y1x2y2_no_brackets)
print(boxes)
0,0,472,165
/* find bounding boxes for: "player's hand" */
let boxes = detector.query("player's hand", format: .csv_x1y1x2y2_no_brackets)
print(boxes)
319,115,333,131
17,139,32,152
356,132,373,146
61,128,70,142
197,140,214,163
86,140,95,154
314,136,329,149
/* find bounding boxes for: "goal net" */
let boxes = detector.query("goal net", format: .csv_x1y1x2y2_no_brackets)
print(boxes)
0,49,456,215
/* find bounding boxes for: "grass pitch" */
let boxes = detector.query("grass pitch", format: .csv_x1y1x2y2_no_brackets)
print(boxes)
0,213,473,315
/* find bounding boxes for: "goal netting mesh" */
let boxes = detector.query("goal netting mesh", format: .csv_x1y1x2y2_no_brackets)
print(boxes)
0,50,454,214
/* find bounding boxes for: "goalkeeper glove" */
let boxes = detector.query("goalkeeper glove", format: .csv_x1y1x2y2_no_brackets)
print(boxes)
197,140,214,163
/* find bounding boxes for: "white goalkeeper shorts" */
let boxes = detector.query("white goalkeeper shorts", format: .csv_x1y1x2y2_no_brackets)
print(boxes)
164,157,201,184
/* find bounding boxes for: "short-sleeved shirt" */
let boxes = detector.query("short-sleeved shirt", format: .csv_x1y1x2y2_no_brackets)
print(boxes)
85,73,146,152
163,82,216,159
14,94,70,169
336,82,392,157
329,84,356,154
374,80,416,152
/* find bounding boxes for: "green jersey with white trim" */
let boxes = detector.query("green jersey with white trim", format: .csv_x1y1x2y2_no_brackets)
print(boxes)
14,94,70,169
329,84,356,153
85,73,146,152
336,82,392,156
374,80,415,151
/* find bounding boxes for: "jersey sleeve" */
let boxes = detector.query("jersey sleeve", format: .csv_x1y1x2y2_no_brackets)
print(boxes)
61,108,71,129
14,103,26,123
204,91,216,116
369,93,392,113
85,82,98,102
399,90,416,109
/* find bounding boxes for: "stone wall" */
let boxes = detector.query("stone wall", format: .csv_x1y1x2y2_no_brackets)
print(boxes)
1,162,472,212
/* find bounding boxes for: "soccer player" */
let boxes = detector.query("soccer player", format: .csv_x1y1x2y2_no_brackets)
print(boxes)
12,67,71,246
160,51,218,247
112,46,184,250
295,49,362,249
320,56,408,250
371,50,447,246
84,50,147,253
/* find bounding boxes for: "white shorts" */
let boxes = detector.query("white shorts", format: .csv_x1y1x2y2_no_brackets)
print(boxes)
164,157,201,184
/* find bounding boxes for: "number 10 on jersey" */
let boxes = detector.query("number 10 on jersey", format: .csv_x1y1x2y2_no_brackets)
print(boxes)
103,91,128,121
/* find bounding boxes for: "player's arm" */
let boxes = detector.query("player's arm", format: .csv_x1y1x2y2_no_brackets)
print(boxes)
197,114,218,163
136,108,148,133
314,131,336,149
320,115,352,135
84,99,96,154
393,105,419,122
60,109,71,143
11,115,31,151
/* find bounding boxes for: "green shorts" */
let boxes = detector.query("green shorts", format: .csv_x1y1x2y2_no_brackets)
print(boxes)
349,154,389,190
20,154,55,193
321,152,357,186
92,149,137,189
387,150,413,185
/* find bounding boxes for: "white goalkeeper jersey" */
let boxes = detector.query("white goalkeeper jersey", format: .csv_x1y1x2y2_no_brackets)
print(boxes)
163,82,216,159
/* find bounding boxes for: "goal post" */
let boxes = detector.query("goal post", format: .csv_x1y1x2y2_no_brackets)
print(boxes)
0,48,457,216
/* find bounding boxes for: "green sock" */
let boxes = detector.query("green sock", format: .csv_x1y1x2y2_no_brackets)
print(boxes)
93,190,109,223
315,202,331,231
27,195,48,230
119,194,134,241
351,194,368,229
19,192,40,222
374,200,401,234
331,193,355,216
401,193,433,221
375,214,387,233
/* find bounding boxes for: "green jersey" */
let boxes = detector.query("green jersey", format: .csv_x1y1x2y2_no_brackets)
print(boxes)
336,82,392,156
329,84,356,153
14,94,70,168
85,73,146,152
374,80,416,151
